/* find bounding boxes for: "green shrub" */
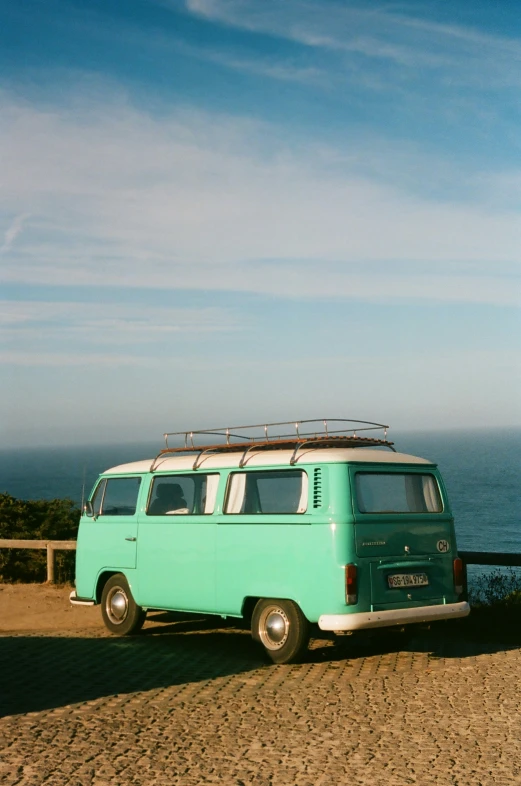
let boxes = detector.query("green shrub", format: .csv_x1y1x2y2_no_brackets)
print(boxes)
0,494,80,583
469,568,521,608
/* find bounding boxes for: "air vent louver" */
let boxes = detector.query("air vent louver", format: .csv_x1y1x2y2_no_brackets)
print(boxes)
313,467,322,508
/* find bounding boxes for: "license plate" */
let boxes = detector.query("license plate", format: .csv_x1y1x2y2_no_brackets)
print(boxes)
387,572,429,589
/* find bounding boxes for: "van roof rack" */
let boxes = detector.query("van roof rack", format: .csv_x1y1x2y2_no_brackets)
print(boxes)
152,418,394,470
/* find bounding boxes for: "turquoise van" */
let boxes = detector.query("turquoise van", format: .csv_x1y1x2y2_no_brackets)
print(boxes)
71,420,469,663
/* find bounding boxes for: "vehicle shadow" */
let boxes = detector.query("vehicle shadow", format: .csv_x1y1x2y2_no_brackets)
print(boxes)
2,614,519,717
0,621,264,718
310,616,521,664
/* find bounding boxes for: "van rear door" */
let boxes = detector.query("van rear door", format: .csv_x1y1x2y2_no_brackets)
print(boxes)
350,468,456,607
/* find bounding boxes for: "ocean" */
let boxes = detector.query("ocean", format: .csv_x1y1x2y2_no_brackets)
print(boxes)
0,429,519,555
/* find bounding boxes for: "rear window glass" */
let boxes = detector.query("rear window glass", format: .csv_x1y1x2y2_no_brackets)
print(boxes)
355,473,442,514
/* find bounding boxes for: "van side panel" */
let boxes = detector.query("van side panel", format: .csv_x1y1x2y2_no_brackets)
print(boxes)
214,465,354,621
135,475,216,611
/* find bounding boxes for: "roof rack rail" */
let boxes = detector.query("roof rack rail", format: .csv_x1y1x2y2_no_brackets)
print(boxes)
151,418,394,471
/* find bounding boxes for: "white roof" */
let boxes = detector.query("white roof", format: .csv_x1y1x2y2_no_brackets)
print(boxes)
103,448,434,475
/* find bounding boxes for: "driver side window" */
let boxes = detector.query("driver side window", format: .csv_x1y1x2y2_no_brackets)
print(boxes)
91,477,141,516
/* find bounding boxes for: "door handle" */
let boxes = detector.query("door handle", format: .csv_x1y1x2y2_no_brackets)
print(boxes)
125,537,137,542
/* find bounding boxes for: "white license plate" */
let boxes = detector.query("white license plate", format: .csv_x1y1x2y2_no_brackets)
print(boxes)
387,572,429,589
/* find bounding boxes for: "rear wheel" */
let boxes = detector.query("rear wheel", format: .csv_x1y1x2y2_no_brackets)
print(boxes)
100,574,146,635
251,598,309,664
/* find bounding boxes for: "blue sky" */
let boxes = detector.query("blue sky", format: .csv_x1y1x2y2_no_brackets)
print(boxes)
1,0,520,446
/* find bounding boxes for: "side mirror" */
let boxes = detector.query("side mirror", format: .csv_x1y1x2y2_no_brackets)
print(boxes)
84,500,95,518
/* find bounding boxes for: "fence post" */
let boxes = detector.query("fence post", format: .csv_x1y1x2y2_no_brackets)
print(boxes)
46,543,55,583
462,559,468,602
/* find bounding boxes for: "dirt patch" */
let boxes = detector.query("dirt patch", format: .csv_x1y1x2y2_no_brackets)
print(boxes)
0,584,237,637
0,583,103,633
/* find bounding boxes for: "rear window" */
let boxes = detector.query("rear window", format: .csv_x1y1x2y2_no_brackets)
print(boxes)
355,472,442,514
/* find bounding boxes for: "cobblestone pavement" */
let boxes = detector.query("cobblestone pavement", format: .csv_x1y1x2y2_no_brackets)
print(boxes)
1,614,521,785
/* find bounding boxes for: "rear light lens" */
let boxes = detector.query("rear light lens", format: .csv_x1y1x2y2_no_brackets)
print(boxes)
453,557,464,595
345,564,358,605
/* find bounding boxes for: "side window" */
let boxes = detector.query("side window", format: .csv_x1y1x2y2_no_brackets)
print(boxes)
97,477,141,516
225,470,308,514
147,474,219,516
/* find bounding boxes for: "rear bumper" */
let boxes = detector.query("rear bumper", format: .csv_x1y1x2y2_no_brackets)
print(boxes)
318,601,470,631
69,590,95,607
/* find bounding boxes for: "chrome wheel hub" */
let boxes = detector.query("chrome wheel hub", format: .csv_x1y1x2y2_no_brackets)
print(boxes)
259,607,290,650
107,588,128,623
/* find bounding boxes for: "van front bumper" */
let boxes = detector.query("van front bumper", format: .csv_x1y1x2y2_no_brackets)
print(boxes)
69,590,95,607
318,601,470,631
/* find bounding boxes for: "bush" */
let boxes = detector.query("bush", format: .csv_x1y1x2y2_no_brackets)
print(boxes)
469,568,521,608
0,493,80,583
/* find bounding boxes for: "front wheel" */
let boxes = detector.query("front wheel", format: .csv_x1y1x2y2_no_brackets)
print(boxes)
100,574,146,635
251,598,309,664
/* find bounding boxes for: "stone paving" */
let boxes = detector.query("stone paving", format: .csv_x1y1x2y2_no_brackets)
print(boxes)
1,614,521,785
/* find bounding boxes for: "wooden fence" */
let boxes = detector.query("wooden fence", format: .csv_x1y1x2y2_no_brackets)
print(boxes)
0,539,76,583
458,551,521,599
459,551,521,568
0,542,520,585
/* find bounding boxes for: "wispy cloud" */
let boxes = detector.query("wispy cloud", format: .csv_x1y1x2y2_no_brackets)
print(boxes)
182,0,521,86
0,213,30,255
0,87,520,306
0,350,154,367
184,45,325,86
0,300,240,346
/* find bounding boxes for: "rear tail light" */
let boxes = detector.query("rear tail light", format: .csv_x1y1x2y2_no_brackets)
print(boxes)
345,564,358,605
453,557,464,595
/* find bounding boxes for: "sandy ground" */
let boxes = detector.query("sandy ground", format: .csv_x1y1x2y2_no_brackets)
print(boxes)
0,583,102,633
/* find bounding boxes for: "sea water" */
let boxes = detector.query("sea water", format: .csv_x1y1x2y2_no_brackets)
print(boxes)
0,429,519,555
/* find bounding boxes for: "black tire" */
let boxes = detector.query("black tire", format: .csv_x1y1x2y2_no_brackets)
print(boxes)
100,573,146,635
251,598,310,664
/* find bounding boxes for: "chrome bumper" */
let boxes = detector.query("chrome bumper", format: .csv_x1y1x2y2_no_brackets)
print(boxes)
318,601,470,631
69,590,95,607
